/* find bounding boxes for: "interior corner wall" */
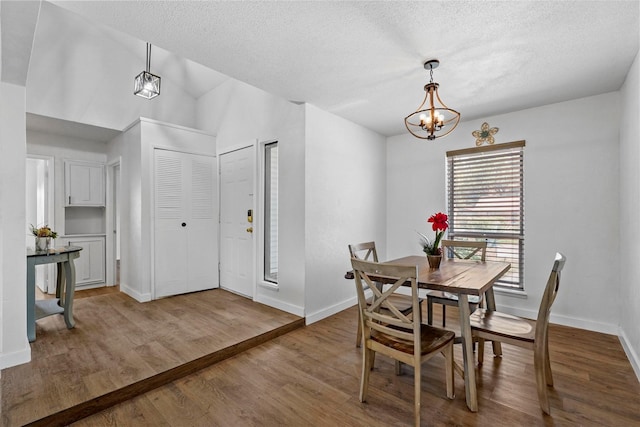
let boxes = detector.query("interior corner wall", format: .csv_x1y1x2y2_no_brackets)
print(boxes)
0,82,30,369
619,48,640,379
196,80,306,317
304,104,387,324
387,92,621,335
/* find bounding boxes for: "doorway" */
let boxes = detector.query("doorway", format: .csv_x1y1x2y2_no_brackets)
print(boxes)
26,155,55,293
107,161,121,287
219,146,255,298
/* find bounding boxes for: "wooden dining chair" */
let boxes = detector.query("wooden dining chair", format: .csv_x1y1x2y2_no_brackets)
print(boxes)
351,257,455,427
471,252,566,415
427,239,487,327
348,241,423,348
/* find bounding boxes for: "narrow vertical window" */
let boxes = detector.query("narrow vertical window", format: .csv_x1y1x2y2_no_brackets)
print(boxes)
264,142,278,283
447,140,525,290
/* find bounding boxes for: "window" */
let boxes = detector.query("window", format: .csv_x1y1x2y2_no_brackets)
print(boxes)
264,142,278,283
446,141,525,290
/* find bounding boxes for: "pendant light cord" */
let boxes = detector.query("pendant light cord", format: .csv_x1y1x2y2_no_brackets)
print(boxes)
146,43,151,73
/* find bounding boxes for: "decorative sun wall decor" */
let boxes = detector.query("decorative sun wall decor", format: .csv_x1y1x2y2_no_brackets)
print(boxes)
472,122,499,146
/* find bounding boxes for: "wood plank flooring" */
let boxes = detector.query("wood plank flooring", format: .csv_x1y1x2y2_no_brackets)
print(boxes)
73,304,640,426
1,288,304,427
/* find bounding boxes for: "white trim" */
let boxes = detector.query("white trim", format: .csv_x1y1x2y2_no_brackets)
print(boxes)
217,141,255,156
120,283,151,302
105,158,121,288
498,304,619,335
122,117,215,137
259,280,279,291
619,327,640,382
0,339,31,369
254,293,304,317
257,139,279,290
306,296,358,325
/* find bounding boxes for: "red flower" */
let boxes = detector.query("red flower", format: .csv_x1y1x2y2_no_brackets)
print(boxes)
428,212,449,232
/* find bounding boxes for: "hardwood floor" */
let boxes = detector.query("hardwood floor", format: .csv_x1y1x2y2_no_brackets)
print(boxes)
1,288,304,427
70,304,640,426
3,288,639,426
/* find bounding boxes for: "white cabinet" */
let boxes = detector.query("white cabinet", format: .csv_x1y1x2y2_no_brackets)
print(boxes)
65,160,105,206
64,236,105,286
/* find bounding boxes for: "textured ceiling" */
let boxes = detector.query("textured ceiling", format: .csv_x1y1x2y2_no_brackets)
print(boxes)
32,1,640,136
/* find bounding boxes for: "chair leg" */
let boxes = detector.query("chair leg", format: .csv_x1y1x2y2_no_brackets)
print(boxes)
534,344,551,415
442,304,447,327
395,360,402,375
360,347,374,403
477,338,485,365
413,359,421,427
427,298,433,325
545,337,553,386
443,343,455,399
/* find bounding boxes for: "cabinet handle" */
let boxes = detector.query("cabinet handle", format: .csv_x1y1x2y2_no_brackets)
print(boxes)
69,196,71,205
181,222,187,227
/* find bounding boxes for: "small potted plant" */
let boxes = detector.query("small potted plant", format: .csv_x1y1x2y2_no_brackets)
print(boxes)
30,224,57,251
418,212,448,269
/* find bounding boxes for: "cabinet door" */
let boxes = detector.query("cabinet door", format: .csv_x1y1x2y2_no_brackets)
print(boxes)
66,237,106,285
65,161,105,206
154,149,218,299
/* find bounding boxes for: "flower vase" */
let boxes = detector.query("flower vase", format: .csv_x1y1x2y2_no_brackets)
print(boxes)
35,236,50,252
427,254,442,269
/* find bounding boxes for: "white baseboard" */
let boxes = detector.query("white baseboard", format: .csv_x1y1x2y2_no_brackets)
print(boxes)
0,339,31,369
498,304,619,335
254,293,305,318
619,327,640,382
306,296,358,325
119,284,151,302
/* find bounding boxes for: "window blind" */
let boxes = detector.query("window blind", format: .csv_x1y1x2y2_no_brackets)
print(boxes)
446,141,525,290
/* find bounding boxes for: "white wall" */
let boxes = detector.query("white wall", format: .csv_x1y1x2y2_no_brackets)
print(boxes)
387,92,621,334
0,82,30,368
26,2,199,132
26,131,108,237
107,118,216,302
197,80,307,317
619,49,640,378
304,104,387,323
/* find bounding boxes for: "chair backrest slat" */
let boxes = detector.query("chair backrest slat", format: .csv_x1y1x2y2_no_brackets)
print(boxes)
350,258,420,344
441,239,487,261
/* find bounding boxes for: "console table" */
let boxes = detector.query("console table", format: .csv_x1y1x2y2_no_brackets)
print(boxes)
27,246,82,342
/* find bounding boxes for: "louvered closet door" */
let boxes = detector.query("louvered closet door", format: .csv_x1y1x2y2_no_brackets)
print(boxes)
154,149,218,299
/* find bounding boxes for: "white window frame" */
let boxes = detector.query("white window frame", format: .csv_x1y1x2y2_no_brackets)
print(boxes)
446,140,525,290
263,142,278,284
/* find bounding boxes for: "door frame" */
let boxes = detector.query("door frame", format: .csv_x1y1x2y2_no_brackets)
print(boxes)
26,154,55,292
106,157,121,287
218,141,257,299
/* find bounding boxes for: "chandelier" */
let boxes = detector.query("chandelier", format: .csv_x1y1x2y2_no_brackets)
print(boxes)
404,59,460,140
134,43,161,99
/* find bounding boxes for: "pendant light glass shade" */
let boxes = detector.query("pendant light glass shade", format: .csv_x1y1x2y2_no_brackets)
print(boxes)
405,59,460,140
134,43,161,99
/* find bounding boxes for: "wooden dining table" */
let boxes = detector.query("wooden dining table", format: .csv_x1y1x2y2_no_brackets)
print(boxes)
369,255,510,412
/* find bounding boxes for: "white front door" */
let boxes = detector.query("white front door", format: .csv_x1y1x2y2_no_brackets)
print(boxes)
219,146,254,298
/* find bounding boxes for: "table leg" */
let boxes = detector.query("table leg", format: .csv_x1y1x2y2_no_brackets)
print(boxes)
56,261,65,306
26,259,36,342
62,260,76,329
484,288,503,356
458,293,478,412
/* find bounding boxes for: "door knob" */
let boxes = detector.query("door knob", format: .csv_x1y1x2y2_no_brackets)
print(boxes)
246,227,253,233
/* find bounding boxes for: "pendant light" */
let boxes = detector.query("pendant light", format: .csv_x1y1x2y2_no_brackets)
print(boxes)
134,43,161,99
404,59,460,140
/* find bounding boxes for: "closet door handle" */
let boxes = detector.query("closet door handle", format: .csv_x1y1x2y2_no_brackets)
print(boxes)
181,222,187,227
